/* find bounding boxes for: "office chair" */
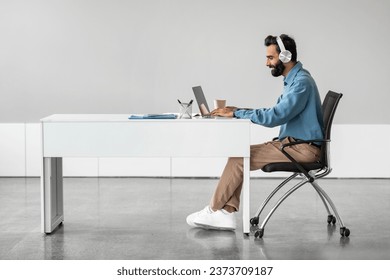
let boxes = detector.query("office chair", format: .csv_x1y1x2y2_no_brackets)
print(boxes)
250,91,350,238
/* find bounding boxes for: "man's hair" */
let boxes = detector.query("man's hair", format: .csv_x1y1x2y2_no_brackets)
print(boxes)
264,34,297,62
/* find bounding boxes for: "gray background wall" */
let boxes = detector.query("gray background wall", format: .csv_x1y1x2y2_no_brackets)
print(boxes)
1,0,389,124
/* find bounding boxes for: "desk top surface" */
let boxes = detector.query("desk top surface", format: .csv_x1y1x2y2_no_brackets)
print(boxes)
41,114,251,123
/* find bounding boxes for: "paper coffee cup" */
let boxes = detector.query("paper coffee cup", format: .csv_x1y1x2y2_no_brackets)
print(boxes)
214,99,226,109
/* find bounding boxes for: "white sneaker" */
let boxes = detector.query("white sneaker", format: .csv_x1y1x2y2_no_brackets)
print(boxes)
193,206,236,231
186,206,211,228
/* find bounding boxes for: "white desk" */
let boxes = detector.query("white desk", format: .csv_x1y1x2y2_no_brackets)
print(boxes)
40,114,251,234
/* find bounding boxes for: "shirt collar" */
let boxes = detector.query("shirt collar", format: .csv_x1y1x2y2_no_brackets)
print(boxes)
283,61,302,86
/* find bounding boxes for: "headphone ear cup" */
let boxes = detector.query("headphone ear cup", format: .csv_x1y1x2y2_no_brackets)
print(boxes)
276,36,292,63
279,50,292,63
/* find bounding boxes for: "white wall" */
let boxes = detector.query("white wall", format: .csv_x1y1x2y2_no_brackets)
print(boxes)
1,123,389,178
1,0,390,124
1,1,389,178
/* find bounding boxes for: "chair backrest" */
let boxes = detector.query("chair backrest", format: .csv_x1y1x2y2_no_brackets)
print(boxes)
320,91,343,166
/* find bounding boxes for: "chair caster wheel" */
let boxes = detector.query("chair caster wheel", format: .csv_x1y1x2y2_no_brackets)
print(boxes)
340,227,350,237
327,215,336,225
250,217,259,226
254,228,264,238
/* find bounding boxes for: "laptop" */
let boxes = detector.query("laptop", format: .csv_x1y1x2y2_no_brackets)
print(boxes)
192,86,213,117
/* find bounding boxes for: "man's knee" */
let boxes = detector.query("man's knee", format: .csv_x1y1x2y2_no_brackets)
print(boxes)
227,157,244,171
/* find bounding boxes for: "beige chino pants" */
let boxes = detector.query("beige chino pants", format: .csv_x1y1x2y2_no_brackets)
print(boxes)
210,137,321,212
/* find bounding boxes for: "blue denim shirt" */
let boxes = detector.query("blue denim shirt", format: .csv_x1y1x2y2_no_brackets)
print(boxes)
234,62,324,141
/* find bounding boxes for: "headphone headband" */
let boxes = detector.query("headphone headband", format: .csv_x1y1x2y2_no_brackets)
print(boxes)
276,36,286,52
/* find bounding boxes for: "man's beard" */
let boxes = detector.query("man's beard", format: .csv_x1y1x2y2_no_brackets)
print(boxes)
270,60,285,77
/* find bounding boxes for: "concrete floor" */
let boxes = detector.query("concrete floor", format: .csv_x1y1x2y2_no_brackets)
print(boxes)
0,177,389,260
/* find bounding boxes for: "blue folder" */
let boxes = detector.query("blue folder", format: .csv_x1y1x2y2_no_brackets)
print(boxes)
128,114,177,119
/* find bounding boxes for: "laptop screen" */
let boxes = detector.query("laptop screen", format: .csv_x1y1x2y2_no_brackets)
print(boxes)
192,86,210,116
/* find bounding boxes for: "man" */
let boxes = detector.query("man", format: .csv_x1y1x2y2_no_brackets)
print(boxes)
186,34,324,230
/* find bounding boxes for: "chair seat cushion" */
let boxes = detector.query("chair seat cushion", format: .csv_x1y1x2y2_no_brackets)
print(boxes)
262,162,324,173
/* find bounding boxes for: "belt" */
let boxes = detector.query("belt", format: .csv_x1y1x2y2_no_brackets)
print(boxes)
310,142,322,149
291,137,321,149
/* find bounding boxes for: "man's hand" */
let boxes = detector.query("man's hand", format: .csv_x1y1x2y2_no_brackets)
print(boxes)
210,106,238,117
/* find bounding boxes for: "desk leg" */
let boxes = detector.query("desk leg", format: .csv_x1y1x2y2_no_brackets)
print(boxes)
242,157,250,234
41,157,64,234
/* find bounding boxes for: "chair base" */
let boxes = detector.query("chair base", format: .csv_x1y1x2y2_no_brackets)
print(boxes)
250,172,350,238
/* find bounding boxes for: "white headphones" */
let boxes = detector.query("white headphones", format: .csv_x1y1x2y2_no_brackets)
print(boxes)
276,36,292,63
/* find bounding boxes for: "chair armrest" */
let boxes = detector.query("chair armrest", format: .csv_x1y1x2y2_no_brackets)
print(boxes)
278,138,329,182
